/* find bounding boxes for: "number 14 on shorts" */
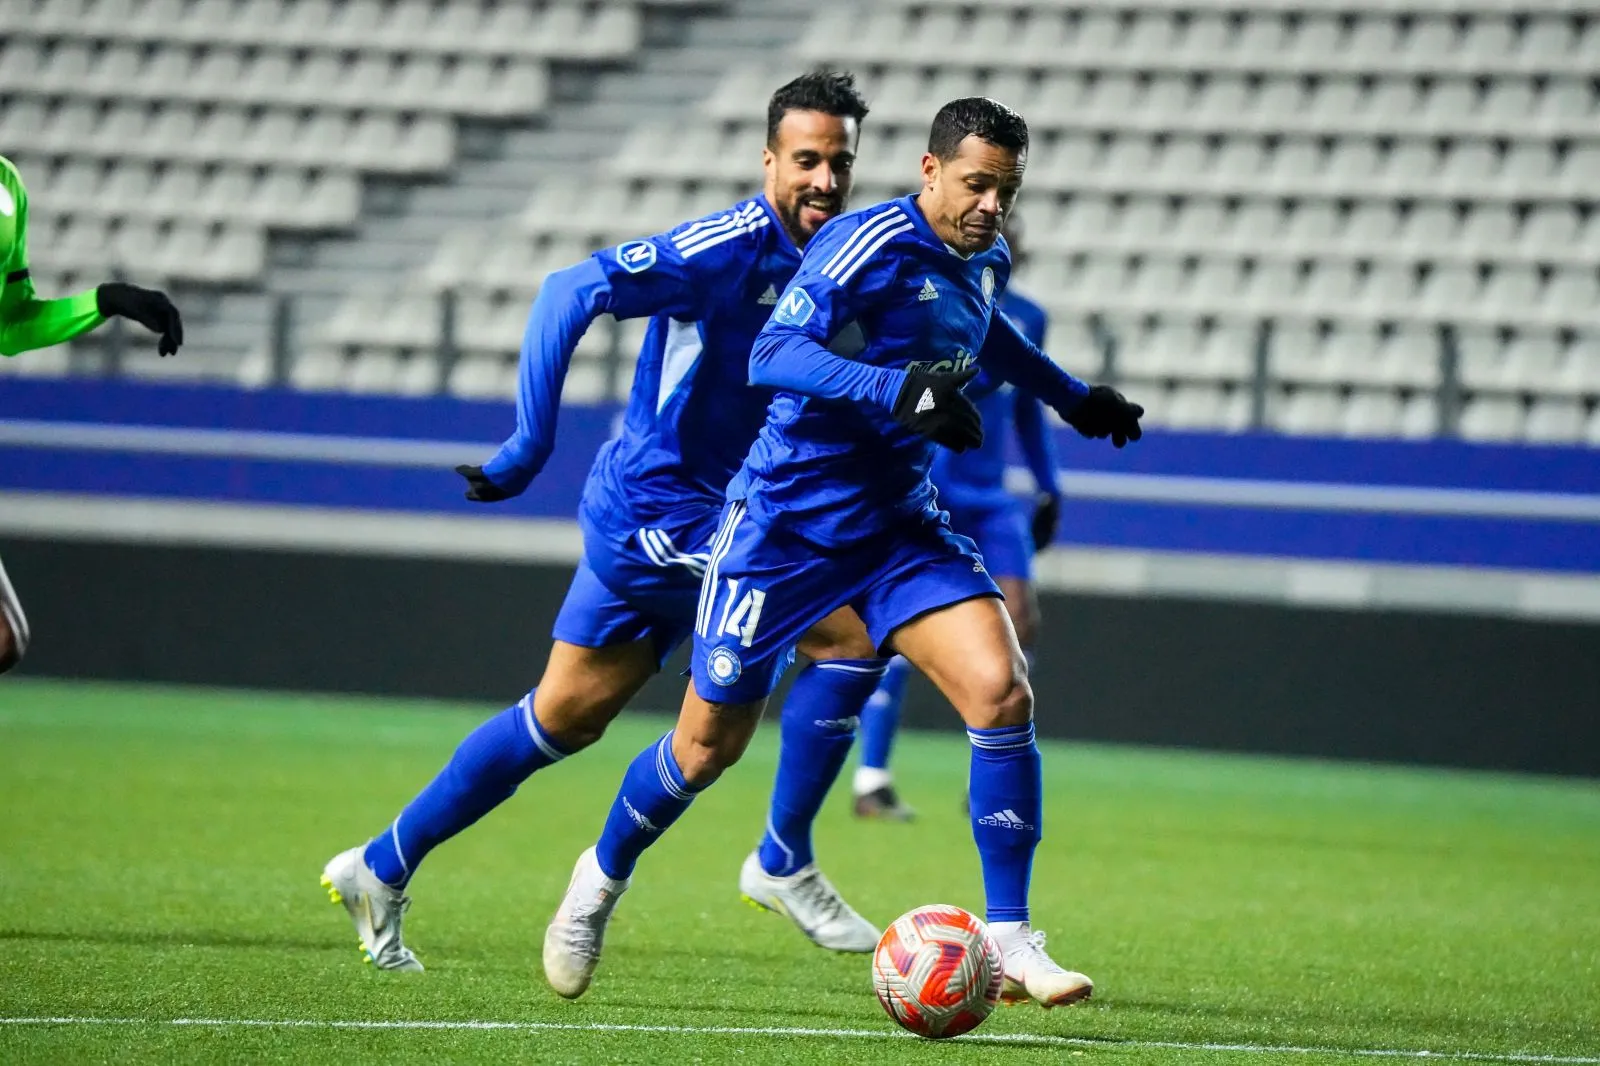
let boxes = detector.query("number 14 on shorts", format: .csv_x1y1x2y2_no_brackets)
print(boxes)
705,579,765,648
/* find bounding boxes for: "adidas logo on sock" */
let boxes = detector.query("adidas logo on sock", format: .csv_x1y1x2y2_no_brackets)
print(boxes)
914,387,936,414
918,278,939,301
623,796,658,833
757,284,778,306
813,715,861,731
978,808,1035,830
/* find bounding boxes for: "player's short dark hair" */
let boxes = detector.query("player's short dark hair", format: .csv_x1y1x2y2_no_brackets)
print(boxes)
927,97,1029,161
766,69,870,148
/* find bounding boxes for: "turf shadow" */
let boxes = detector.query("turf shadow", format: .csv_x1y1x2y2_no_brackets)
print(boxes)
0,927,340,954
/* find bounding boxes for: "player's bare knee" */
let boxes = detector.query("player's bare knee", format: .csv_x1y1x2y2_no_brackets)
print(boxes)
533,682,630,752
673,698,763,787
534,642,654,750
962,666,1033,731
672,726,745,787
673,736,732,788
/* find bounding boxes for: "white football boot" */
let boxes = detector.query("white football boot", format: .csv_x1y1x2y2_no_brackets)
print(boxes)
320,846,424,972
543,846,629,998
994,925,1093,1008
738,850,880,953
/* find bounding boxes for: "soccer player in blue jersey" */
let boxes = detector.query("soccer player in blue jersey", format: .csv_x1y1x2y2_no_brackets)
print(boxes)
853,216,1060,821
322,71,889,971
544,98,1143,1006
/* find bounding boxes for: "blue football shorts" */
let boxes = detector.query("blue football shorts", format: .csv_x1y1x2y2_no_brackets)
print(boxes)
552,506,723,667
689,501,1002,703
943,497,1033,582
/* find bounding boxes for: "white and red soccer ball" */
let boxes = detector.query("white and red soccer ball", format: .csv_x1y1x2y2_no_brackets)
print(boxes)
872,904,1005,1039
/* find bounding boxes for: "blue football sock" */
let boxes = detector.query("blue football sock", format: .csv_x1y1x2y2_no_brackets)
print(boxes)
967,722,1042,924
594,731,701,881
364,691,568,888
759,658,889,876
858,656,912,772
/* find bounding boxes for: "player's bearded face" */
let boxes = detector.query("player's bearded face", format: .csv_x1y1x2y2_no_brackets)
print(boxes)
921,137,1026,255
763,110,858,247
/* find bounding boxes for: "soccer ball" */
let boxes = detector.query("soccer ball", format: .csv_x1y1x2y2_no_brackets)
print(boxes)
871,904,1005,1039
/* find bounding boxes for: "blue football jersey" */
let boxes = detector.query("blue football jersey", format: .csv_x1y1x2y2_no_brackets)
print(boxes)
579,195,804,538
733,194,1015,547
932,288,1051,509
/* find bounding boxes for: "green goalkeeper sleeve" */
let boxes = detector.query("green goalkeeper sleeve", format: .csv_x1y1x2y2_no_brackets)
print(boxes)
0,154,107,357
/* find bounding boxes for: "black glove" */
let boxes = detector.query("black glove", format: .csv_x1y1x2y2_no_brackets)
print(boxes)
455,464,513,503
1065,384,1144,448
891,365,983,452
96,282,183,356
1031,492,1061,552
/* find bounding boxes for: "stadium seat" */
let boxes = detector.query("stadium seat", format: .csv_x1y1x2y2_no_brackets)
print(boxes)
1340,390,1405,438
1275,387,1345,437
1523,398,1587,443
15,0,1590,427
1460,396,1526,441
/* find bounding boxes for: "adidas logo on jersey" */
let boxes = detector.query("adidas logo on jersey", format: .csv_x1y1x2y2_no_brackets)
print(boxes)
757,284,778,306
917,278,940,301
978,808,1035,830
914,388,936,414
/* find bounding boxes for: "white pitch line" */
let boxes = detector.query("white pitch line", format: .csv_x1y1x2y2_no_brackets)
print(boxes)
0,1016,1595,1063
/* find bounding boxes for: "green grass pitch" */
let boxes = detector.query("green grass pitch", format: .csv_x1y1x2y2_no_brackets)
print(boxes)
1,678,1597,1065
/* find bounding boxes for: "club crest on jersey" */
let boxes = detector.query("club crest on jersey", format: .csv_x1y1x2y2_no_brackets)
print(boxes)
615,240,657,274
981,267,996,305
707,647,743,686
773,287,816,326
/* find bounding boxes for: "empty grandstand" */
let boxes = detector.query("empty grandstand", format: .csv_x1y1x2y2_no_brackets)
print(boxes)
2,0,1596,441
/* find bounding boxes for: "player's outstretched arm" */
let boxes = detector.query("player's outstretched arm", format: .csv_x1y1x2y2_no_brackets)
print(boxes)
981,314,1144,449
465,259,614,501
747,210,910,409
0,161,181,358
0,275,101,359
751,303,985,451
1,280,182,359
466,219,751,502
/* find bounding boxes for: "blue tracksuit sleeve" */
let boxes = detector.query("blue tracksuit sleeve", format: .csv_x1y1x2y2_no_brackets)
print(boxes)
748,328,904,408
978,311,1090,417
748,221,907,410
480,258,611,493
1013,390,1059,495
478,222,744,495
